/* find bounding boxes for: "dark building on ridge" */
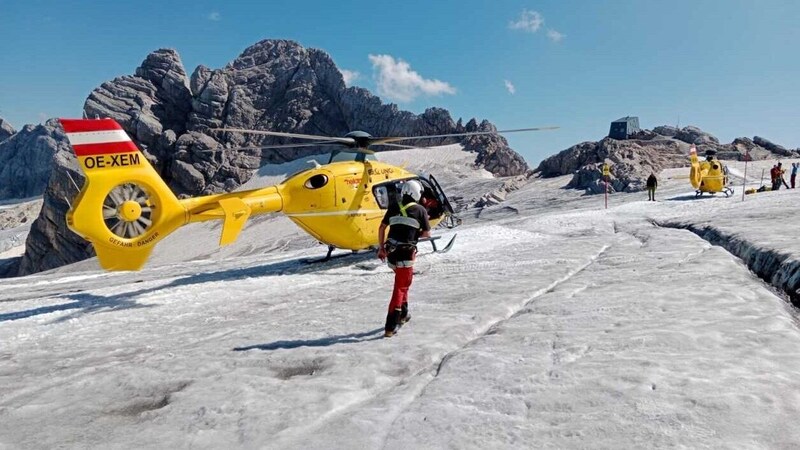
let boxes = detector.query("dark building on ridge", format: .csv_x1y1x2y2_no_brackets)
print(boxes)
608,116,640,140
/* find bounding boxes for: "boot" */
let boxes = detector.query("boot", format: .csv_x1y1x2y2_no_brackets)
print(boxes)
384,308,402,337
400,303,411,325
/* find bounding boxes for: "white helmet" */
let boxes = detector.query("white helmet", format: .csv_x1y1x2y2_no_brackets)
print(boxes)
401,179,423,202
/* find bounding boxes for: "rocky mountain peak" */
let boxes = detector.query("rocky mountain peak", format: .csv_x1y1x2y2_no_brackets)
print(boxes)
134,48,189,87
0,117,15,142
230,39,311,70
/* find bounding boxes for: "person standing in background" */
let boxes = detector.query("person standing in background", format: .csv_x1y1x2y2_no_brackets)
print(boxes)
646,173,657,201
791,163,797,189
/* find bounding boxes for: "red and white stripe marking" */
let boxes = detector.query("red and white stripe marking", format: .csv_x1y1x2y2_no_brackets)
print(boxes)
59,118,139,157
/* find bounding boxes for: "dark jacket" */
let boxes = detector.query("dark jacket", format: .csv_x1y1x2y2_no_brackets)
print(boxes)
381,201,431,245
646,174,657,189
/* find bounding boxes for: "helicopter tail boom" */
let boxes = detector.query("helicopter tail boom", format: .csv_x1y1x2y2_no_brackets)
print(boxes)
180,187,284,245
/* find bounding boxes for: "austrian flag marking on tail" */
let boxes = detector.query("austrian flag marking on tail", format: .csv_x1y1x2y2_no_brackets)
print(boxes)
59,119,142,169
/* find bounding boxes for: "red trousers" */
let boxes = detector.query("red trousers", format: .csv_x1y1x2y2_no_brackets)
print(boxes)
388,267,413,311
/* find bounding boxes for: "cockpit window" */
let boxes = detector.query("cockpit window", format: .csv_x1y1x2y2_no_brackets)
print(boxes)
374,185,389,209
304,174,328,189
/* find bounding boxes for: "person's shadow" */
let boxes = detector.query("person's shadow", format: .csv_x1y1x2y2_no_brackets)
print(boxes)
233,327,385,352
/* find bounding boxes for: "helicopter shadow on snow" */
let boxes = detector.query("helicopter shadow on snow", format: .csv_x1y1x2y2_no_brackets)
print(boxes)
0,291,154,324
233,327,385,352
665,194,723,202
0,251,383,324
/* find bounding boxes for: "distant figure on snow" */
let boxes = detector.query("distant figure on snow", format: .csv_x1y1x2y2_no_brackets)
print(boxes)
771,163,782,191
780,163,790,189
377,180,430,338
646,173,658,201
791,163,798,189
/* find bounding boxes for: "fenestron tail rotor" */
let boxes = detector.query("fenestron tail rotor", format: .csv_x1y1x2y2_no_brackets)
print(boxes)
102,183,153,239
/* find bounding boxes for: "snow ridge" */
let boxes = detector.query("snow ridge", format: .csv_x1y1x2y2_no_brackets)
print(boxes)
660,221,800,306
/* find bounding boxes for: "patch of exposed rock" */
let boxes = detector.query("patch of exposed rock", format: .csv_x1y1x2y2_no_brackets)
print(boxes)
752,136,793,157
0,118,15,142
0,120,70,200
17,147,92,276
0,199,44,278
474,175,530,208
0,199,43,231
537,125,799,194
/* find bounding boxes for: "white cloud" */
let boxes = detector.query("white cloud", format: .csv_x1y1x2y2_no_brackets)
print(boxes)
368,54,456,103
509,10,544,33
547,29,566,43
504,80,516,95
208,12,221,21
341,69,360,87
37,113,48,123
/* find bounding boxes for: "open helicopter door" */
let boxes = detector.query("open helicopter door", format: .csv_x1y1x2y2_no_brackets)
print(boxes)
421,174,460,228
371,177,458,253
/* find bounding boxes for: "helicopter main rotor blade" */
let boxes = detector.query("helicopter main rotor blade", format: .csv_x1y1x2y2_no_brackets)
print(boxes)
371,126,560,145
199,141,347,153
372,143,419,150
211,128,356,145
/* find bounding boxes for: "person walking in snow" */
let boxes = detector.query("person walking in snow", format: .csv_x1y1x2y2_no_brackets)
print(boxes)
791,163,798,189
377,180,430,337
646,173,657,201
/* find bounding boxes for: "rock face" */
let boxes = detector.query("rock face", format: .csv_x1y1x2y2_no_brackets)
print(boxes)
753,136,793,157
0,117,15,142
0,120,69,200
537,125,798,194
17,39,527,276
17,145,92,276
537,137,688,194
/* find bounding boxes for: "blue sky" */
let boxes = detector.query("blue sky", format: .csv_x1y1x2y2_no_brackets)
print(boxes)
1,0,798,165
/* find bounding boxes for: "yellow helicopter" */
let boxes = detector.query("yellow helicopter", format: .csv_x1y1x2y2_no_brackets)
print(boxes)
689,144,734,198
60,118,555,271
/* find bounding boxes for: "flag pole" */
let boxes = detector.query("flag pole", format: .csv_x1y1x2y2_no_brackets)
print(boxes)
741,150,749,201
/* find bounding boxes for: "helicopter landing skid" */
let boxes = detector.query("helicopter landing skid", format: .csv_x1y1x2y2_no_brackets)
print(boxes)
420,234,458,253
695,188,734,198
303,234,458,264
302,245,361,264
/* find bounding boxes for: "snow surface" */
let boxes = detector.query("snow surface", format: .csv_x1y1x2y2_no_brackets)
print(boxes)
2,153,800,449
